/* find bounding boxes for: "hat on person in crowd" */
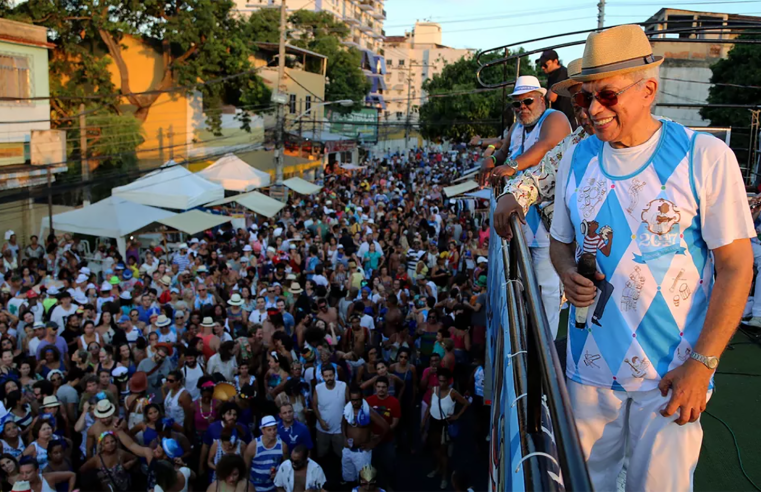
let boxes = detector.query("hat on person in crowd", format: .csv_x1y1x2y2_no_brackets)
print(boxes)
260,415,277,429
301,346,316,363
574,24,663,82
3,230,13,241
238,384,257,400
476,275,487,288
240,256,250,263
290,282,304,295
161,438,183,459
286,273,297,281
359,465,378,482
94,399,116,419
115,263,125,271
179,243,189,250
26,290,38,300
75,274,88,284
289,244,296,250
552,58,584,98
100,282,112,292
109,276,121,285
477,256,488,265
538,49,559,66
213,382,237,402
46,369,64,382
155,342,173,356
200,316,215,328
228,293,244,306
46,286,60,296
159,275,172,286
170,288,180,294
119,291,132,301
33,321,45,331
111,366,129,384
189,238,200,244
80,266,91,275
129,371,148,393
11,481,30,492
267,246,276,254
122,270,133,280
337,244,344,249
117,314,131,324
155,315,172,327
197,265,208,274
243,245,252,252
509,75,547,97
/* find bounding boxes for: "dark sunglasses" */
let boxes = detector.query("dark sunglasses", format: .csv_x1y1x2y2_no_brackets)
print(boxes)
511,98,535,109
166,379,176,383
573,79,642,110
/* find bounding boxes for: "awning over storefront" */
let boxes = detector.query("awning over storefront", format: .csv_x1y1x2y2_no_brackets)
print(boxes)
157,210,232,235
443,180,479,197
283,177,322,195
235,191,286,218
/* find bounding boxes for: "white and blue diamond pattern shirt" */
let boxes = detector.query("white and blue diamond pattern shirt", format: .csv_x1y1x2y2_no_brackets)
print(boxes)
551,120,754,391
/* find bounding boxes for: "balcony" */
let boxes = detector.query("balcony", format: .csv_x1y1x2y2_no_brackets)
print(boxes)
359,0,373,12
342,37,361,48
359,23,373,33
371,8,385,20
343,15,359,25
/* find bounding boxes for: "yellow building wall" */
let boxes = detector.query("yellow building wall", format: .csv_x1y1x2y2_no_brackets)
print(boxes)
105,36,193,167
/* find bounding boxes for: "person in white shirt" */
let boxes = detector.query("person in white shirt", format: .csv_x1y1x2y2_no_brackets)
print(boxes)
274,444,327,492
248,297,268,325
49,291,78,335
312,365,347,459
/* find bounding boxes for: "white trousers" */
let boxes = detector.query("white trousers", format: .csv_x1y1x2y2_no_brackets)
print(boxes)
751,241,761,317
568,380,710,492
341,447,372,482
531,246,561,339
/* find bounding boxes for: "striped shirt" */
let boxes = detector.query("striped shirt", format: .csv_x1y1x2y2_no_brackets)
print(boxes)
249,436,284,491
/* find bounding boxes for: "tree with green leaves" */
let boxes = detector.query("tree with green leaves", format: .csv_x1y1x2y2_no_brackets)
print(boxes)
3,0,271,135
419,50,537,141
245,9,370,113
700,33,761,168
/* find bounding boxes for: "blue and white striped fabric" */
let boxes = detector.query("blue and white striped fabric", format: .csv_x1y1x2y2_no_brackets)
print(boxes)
249,436,284,491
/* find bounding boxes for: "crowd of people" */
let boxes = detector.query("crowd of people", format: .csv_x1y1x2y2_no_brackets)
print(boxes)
0,148,489,492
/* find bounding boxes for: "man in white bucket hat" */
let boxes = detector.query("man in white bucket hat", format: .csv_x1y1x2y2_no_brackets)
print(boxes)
549,25,754,491
482,73,572,335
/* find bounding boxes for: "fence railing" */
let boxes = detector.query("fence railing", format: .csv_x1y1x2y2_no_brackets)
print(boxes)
486,199,593,492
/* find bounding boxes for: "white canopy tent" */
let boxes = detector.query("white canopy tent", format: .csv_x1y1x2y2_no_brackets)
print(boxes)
236,192,286,218
198,153,271,192
112,161,224,210
158,210,232,235
443,180,479,197
283,177,322,195
39,197,175,257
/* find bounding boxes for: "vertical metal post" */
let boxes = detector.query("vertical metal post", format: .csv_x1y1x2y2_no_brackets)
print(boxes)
46,167,53,236
274,0,288,188
500,47,508,138
79,104,90,206
597,0,606,30
158,128,164,165
168,125,175,162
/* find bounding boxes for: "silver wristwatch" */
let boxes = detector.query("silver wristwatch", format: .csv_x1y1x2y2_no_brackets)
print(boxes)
690,351,719,370
506,157,519,172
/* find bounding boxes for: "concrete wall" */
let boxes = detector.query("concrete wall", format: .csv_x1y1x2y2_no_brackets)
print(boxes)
654,65,713,127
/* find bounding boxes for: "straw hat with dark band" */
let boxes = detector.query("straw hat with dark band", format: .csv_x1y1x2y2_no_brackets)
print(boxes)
551,58,583,98
574,25,663,82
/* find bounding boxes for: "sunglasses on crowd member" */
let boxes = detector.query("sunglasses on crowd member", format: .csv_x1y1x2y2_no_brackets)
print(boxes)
573,79,642,109
511,98,535,109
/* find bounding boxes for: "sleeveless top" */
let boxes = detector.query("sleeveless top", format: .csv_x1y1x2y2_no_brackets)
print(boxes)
509,108,565,248
33,440,49,468
183,364,204,401
430,388,455,421
248,437,283,491
211,439,242,483
200,333,216,361
193,399,216,433
164,388,187,426
562,121,712,392
79,332,101,348
392,366,414,404
1,438,23,458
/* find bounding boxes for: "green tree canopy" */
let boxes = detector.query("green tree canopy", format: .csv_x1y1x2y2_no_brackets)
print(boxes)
3,0,271,134
419,50,536,141
700,33,761,167
245,9,370,113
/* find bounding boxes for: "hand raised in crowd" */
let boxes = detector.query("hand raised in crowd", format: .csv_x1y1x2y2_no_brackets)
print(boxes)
494,194,526,241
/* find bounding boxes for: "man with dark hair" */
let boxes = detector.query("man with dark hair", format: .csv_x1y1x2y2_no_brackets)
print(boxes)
539,49,577,129
19,457,75,492
341,385,389,484
277,402,313,451
313,364,347,460
274,444,327,492
366,376,401,490
200,402,253,477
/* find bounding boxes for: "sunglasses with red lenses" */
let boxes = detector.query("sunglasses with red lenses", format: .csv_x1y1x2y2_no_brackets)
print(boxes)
572,79,643,110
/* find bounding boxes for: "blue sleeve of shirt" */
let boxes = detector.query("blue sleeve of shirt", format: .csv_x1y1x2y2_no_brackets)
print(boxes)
203,422,219,446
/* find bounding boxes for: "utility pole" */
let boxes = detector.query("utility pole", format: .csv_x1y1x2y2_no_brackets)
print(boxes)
79,104,90,206
404,61,414,150
273,0,288,197
597,0,606,30
46,166,53,236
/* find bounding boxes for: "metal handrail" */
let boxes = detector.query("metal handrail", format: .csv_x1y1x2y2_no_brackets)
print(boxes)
502,214,593,491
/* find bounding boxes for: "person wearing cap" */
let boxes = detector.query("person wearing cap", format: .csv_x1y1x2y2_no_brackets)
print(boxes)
539,49,577,130
83,398,124,458
136,342,172,397
548,25,755,491
172,243,192,272
244,415,288,492
273,443,326,492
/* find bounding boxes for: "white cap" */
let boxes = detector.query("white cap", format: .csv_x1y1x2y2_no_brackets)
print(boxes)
509,75,547,97
477,256,488,264
178,243,189,250
79,267,91,275
243,245,252,252
75,274,88,284
260,415,277,428
189,238,200,244
101,282,112,291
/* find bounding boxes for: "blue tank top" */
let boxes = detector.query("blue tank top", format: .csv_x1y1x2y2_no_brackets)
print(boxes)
249,437,283,491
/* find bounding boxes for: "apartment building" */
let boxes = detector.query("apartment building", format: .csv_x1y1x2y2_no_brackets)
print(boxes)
382,22,472,126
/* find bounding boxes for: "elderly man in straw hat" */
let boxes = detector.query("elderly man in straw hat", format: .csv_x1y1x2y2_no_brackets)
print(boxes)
549,25,754,491
493,58,594,339
483,73,572,335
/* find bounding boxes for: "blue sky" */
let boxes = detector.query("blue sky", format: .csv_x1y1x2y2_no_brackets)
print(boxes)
384,0,761,65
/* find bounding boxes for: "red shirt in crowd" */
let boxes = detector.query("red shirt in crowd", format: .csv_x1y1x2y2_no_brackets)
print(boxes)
366,394,401,443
